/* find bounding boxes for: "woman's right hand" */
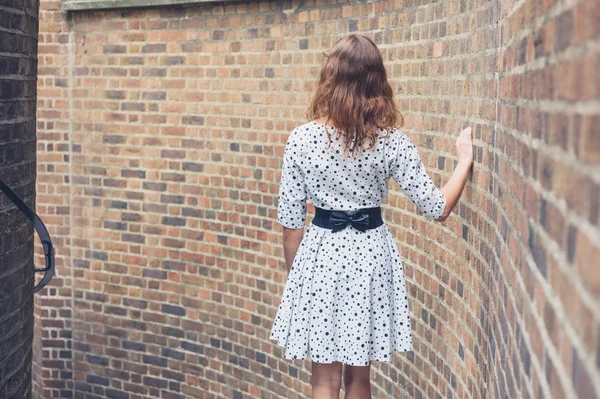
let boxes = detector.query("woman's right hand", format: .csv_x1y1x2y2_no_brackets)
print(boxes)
437,127,474,222
456,127,474,166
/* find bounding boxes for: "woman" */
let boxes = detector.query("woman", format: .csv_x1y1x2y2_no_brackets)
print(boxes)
269,34,473,399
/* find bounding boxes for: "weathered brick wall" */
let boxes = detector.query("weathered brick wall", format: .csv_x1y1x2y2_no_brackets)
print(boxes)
35,0,599,398
492,1,598,397
33,0,75,396
0,0,39,397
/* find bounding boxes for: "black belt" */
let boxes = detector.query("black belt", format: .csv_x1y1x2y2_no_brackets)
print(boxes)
312,206,384,232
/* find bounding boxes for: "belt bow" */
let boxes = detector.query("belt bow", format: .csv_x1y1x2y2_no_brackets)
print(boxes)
329,210,370,233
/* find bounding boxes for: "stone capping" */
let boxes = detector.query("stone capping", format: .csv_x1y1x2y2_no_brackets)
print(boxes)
62,0,239,11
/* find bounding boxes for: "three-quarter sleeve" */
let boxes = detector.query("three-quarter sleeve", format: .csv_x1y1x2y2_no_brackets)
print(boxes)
277,131,307,229
388,130,446,220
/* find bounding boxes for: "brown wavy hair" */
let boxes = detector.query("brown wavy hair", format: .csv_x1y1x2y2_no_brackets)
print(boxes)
307,34,403,159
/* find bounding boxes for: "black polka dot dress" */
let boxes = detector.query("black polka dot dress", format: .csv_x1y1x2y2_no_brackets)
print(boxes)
269,122,446,366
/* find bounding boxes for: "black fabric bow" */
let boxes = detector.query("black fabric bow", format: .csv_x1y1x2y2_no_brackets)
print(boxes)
329,210,370,232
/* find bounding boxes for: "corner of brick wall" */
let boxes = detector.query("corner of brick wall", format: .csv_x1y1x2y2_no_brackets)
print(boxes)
0,0,39,397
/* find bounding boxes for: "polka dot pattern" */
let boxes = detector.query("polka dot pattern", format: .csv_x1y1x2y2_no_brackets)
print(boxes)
270,122,446,366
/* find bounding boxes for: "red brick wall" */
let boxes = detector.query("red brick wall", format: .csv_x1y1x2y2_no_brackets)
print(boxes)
35,0,599,398
34,0,75,396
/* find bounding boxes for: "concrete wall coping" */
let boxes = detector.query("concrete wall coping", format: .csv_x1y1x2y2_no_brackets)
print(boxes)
62,0,238,11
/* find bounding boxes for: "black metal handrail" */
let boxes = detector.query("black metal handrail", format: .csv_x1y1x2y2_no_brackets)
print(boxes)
0,179,55,293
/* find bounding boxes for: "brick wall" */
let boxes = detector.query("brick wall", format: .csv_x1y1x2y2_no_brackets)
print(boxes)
0,0,39,397
34,0,74,396
35,0,599,398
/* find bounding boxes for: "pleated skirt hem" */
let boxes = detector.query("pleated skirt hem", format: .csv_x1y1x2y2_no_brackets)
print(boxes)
269,334,413,366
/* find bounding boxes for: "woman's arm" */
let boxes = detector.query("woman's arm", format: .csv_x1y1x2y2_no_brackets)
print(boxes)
276,128,308,274
436,127,474,222
282,227,304,273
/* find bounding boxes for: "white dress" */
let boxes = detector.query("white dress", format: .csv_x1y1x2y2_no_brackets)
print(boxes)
269,121,446,366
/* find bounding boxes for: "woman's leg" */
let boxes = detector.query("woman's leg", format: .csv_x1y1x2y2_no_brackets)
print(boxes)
343,362,372,399
312,361,343,399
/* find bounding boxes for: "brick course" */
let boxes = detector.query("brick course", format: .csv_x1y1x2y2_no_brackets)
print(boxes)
35,0,599,398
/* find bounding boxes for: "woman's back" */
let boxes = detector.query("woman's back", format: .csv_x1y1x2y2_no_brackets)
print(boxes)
276,121,446,229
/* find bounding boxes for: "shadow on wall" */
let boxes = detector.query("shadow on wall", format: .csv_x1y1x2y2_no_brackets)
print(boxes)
31,0,600,398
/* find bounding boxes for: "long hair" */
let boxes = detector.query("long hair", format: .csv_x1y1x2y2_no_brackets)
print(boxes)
307,34,404,160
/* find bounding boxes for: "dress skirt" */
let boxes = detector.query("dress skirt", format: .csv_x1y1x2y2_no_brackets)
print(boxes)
268,222,413,366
